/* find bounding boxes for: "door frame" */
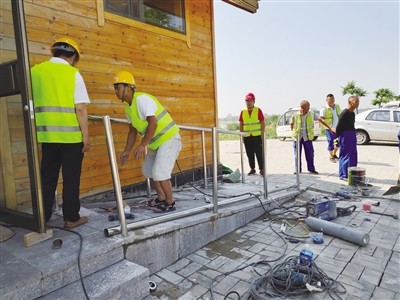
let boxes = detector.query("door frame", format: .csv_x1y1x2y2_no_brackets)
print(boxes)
0,0,45,233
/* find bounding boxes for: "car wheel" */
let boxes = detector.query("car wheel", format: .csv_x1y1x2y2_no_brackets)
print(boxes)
279,137,286,141
313,136,318,141
356,130,369,145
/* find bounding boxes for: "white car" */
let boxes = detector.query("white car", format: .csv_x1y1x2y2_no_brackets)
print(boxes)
276,107,321,141
355,108,400,145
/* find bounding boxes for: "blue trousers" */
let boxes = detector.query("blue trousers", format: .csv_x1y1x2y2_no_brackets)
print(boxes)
293,138,315,173
325,129,338,151
338,130,358,179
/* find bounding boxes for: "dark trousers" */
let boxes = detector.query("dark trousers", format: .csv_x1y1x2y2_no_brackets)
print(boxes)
338,130,358,179
41,143,84,222
243,135,264,170
293,138,315,172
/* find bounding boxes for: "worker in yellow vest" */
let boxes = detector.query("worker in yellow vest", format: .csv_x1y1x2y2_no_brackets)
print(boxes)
319,94,340,163
239,93,265,176
31,37,90,228
113,71,181,213
290,100,331,175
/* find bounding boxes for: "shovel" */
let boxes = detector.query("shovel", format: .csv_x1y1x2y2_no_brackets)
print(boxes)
383,174,400,196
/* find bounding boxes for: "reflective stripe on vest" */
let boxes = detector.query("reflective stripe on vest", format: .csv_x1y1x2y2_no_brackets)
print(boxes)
126,92,179,150
242,107,262,137
323,104,340,129
292,112,314,141
31,61,82,143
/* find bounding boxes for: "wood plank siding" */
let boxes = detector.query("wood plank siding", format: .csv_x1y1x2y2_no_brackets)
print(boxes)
23,0,218,198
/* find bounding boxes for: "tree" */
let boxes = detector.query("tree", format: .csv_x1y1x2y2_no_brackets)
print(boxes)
371,88,395,107
341,81,367,97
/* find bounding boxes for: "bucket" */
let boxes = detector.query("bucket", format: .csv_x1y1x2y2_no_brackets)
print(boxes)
348,167,366,186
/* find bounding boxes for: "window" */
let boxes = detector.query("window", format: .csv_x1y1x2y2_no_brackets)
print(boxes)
366,110,390,122
104,0,185,34
394,111,400,123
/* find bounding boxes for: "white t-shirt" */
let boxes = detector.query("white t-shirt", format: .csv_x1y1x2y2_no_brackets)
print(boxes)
49,57,90,104
320,105,339,128
126,93,157,123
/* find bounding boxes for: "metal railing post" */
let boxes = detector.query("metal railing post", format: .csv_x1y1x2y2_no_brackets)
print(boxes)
212,127,218,213
103,115,128,237
201,130,208,188
296,132,301,191
263,131,268,199
240,135,245,183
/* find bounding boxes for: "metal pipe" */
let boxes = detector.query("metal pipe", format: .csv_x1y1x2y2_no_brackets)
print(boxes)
103,116,128,237
240,135,245,183
105,190,262,237
263,131,268,199
201,130,208,188
296,132,301,191
212,127,218,214
104,186,300,237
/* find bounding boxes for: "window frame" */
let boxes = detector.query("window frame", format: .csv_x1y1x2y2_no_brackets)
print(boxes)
97,0,191,48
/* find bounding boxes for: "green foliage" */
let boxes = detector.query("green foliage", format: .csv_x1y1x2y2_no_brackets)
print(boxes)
226,123,239,131
371,88,395,106
341,80,367,97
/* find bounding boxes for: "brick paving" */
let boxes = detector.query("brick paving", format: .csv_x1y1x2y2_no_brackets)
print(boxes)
147,139,400,300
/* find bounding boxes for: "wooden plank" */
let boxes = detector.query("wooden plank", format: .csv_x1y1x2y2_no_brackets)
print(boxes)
23,229,53,247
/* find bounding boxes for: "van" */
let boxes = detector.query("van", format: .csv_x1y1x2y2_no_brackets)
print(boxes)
276,107,321,141
382,101,400,109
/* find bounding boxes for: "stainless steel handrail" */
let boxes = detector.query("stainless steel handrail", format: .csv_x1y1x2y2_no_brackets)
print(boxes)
88,115,281,237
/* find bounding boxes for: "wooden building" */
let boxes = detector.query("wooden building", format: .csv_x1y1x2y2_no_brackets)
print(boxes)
0,0,258,231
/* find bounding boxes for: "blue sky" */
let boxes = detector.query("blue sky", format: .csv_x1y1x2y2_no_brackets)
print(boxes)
213,0,399,116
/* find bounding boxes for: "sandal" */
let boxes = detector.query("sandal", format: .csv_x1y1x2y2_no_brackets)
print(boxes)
153,201,176,213
147,198,165,207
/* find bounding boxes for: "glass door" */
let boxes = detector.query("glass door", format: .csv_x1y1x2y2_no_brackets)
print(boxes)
0,0,45,232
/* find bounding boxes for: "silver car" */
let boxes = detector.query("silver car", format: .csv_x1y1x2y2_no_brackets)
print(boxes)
355,108,400,145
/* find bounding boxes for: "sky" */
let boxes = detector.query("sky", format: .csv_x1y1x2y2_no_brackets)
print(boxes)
213,0,400,117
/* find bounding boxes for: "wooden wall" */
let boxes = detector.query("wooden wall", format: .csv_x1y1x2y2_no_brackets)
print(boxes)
23,0,217,198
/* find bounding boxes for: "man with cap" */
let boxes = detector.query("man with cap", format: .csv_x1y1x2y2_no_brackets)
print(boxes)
113,71,181,212
31,37,90,228
239,93,265,176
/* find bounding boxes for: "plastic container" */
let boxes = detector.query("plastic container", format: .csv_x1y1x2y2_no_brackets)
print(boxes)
299,245,313,267
362,202,371,212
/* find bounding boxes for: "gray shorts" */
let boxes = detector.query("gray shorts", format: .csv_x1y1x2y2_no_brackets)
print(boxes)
142,134,182,181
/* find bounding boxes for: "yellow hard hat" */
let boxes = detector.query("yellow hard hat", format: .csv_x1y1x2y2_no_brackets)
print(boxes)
113,71,136,86
51,37,80,62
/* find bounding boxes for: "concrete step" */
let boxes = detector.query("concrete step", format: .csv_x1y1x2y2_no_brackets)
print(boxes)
38,260,150,300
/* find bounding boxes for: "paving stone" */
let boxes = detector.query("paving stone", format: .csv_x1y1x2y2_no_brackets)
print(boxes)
187,253,212,265
167,257,191,272
157,268,185,285
188,271,213,288
194,249,219,260
379,272,400,293
360,268,383,286
319,245,340,258
338,274,376,294
178,284,208,300
351,253,387,272
341,262,364,279
178,261,203,278
335,248,357,262
205,255,231,270
198,267,223,281
229,280,251,297
371,286,397,300
211,274,240,295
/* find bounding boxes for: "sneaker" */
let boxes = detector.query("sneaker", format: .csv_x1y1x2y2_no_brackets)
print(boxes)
248,169,256,175
329,157,337,163
340,177,348,182
309,170,319,175
64,216,88,228
260,170,264,176
333,155,339,160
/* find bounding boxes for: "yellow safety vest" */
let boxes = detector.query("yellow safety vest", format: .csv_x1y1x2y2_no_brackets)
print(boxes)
125,92,179,150
292,112,314,141
322,104,340,129
31,61,82,143
242,107,262,137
